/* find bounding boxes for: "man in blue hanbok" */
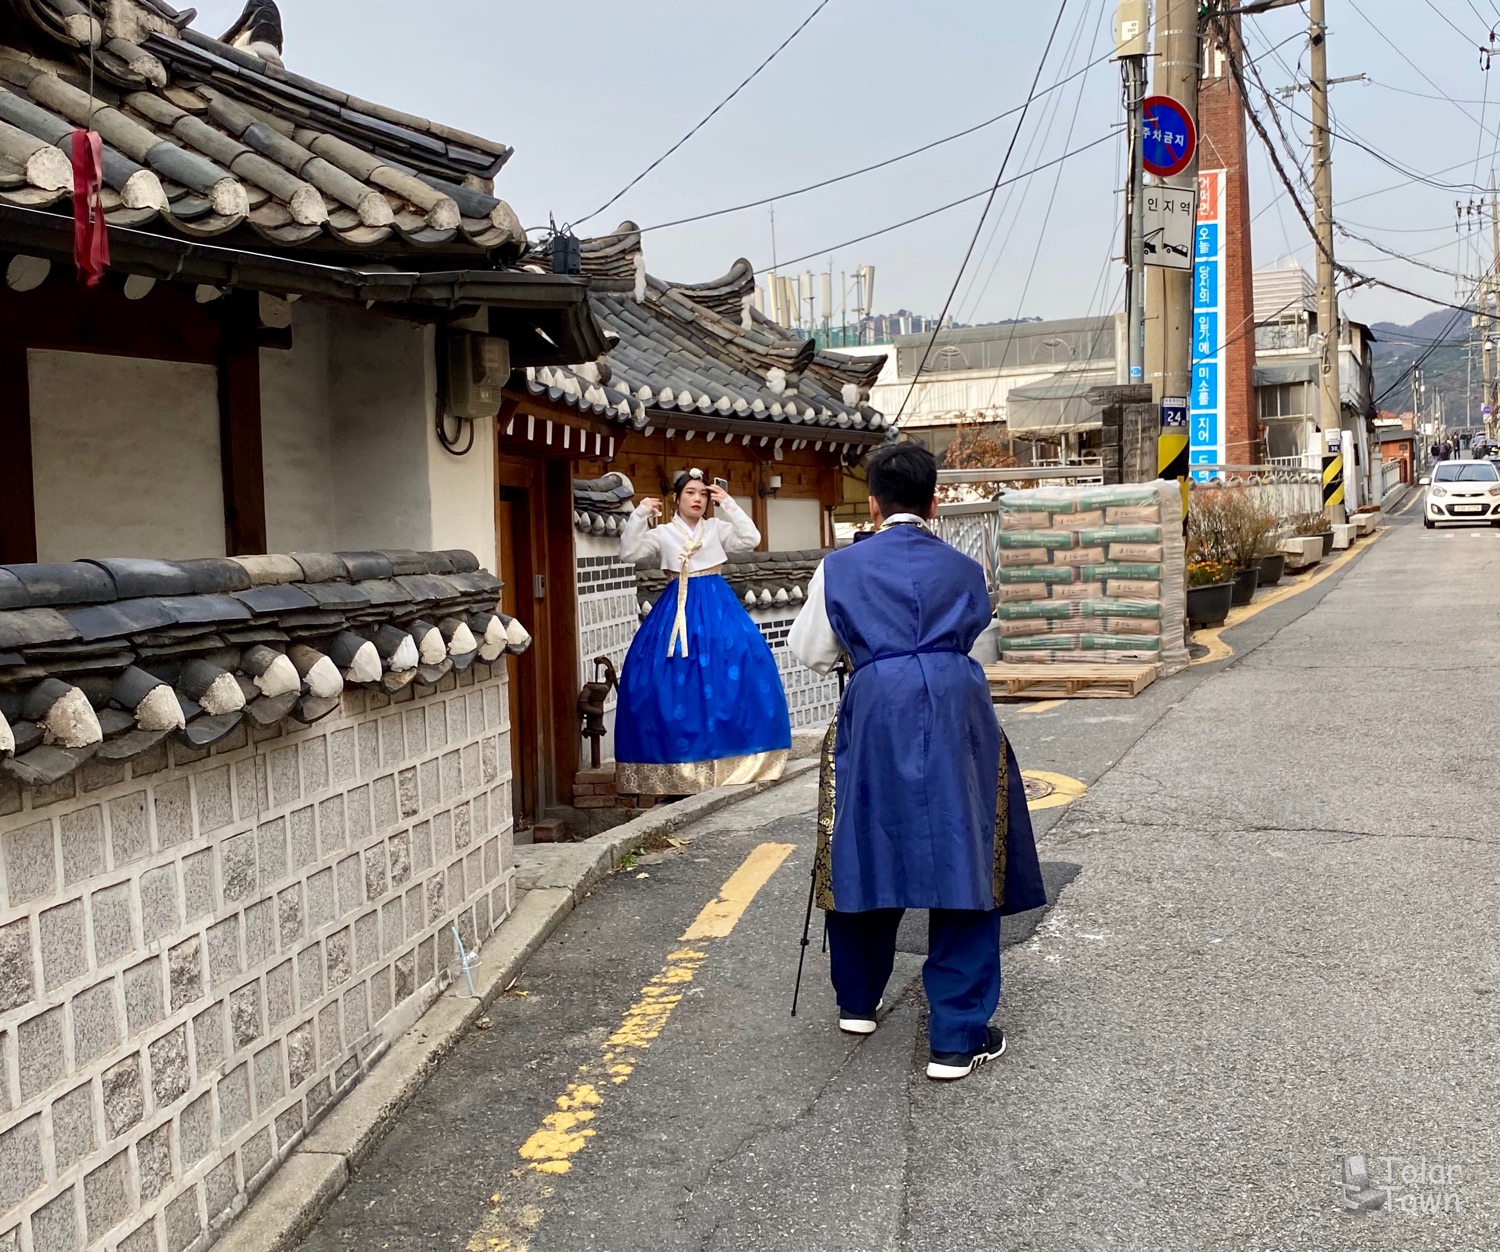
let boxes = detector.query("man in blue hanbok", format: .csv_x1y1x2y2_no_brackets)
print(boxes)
788,443,1045,1081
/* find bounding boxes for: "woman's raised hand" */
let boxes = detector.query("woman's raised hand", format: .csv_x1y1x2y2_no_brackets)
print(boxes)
640,497,663,519
708,484,730,506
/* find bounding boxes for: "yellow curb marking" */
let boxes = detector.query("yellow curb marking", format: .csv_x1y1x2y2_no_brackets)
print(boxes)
1192,528,1386,666
1024,770,1088,811
1395,489,1423,517
467,842,796,1251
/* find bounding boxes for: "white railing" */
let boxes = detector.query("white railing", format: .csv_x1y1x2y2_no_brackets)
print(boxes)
1380,458,1406,499
1186,465,1325,520
933,500,1005,593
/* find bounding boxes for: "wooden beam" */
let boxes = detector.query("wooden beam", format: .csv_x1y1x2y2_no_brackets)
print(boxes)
544,457,581,803
0,343,36,563
217,292,268,556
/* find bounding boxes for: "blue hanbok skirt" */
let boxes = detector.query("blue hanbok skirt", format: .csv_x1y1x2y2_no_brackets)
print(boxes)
615,573,792,795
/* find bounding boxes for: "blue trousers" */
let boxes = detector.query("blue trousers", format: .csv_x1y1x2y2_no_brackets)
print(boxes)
827,908,1002,1055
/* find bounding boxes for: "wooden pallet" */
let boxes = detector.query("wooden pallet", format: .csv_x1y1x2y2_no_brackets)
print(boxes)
985,661,1158,701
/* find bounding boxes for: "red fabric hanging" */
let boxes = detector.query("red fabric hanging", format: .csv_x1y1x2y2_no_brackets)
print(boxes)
70,129,109,286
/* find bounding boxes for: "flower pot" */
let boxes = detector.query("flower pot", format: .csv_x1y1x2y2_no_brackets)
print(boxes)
1319,530,1335,556
1231,566,1260,606
1186,581,1234,628
1257,552,1286,587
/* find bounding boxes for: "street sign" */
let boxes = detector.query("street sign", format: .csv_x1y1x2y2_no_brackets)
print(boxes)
1161,396,1188,428
1142,96,1197,178
1143,186,1197,270
1190,170,1226,481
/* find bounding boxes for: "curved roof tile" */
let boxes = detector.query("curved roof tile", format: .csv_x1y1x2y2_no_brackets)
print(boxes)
0,0,524,258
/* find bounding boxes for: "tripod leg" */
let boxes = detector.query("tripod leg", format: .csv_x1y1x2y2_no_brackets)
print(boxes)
790,866,817,1017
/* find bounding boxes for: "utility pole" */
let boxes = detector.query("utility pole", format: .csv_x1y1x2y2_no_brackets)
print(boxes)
1489,175,1500,441
1117,1,1150,383
1308,0,1344,518
1145,0,1197,494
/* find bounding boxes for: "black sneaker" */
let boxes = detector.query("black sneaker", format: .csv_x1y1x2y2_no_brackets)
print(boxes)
838,998,884,1036
926,1026,1007,1081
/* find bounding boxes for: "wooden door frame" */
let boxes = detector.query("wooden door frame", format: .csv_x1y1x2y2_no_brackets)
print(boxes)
494,451,581,819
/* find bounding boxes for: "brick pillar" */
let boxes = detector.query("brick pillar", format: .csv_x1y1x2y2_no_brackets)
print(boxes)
1200,18,1260,463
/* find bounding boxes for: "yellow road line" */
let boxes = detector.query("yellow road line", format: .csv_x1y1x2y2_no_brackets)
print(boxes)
1191,527,1385,666
467,842,796,1252
682,842,796,940
1024,770,1088,811
1013,699,1068,716
1395,488,1423,517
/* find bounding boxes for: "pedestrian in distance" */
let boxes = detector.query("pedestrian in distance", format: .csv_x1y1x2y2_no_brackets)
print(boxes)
614,469,791,796
788,443,1046,1082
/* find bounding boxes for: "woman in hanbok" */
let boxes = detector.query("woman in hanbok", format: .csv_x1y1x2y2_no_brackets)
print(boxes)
615,469,791,795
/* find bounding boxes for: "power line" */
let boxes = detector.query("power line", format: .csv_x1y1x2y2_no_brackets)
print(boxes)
749,131,1119,276
892,0,1072,426
960,0,1107,327
573,0,834,228
1420,0,1491,46
578,43,1119,244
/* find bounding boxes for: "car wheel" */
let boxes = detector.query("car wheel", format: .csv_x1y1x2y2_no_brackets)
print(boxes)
1424,517,1436,529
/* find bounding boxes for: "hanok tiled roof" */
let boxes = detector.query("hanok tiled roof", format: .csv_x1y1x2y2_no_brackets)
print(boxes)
520,223,890,443
0,549,533,788
0,0,525,257
573,473,635,536
636,550,824,619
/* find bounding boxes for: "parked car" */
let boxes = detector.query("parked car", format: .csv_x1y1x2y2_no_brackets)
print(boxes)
1424,460,1500,528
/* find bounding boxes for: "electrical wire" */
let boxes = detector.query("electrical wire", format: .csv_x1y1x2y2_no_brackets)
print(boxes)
573,0,834,228
574,43,1122,245
893,0,1072,425
752,129,1116,276
958,0,1106,327
1348,0,1500,150
1420,0,1490,47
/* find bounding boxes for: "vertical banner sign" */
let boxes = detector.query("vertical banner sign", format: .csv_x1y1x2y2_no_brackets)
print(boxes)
1191,170,1227,481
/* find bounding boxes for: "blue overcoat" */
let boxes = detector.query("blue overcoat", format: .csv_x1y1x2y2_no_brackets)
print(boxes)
815,526,1046,915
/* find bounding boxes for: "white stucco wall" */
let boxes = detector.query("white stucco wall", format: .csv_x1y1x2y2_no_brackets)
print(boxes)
260,302,336,553
325,306,435,555
766,498,823,551
260,304,497,569
426,390,497,574
28,350,226,563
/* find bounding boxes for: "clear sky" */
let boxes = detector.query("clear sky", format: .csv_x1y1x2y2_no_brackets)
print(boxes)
190,0,1496,330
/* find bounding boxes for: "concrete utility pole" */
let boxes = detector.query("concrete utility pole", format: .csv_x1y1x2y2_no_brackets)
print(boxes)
1117,1,1150,383
1308,0,1343,483
1489,176,1499,440
1145,0,1198,487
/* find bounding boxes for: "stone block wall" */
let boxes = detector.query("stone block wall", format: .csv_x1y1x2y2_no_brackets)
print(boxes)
752,611,841,731
574,534,643,765
0,666,514,1251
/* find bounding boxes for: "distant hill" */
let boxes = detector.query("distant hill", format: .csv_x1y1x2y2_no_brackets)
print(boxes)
1370,308,1474,423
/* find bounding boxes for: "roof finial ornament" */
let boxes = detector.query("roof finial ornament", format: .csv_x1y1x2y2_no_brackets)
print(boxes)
220,0,284,67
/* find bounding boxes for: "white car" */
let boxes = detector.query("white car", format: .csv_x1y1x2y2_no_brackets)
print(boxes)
1425,460,1500,528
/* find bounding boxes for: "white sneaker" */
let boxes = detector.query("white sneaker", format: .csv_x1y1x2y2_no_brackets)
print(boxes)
838,998,884,1036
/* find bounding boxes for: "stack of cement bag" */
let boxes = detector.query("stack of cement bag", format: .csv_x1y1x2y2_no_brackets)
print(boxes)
993,482,1189,676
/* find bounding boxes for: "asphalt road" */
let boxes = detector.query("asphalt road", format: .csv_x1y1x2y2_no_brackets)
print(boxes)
300,503,1500,1251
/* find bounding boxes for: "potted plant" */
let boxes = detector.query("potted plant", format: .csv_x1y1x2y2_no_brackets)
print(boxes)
1257,533,1287,588
1193,487,1275,606
1186,558,1234,628
1292,509,1335,556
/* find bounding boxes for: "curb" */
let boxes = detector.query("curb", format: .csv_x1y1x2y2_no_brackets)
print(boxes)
214,755,820,1251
